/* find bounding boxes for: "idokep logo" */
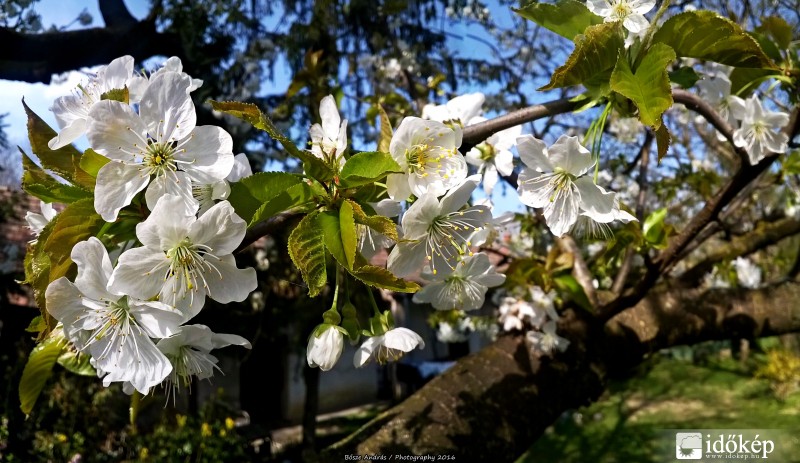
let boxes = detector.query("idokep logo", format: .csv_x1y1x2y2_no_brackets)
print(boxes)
675,432,702,460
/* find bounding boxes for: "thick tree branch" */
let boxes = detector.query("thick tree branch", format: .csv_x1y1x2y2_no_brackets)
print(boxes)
0,3,182,83
678,217,800,284
325,280,800,459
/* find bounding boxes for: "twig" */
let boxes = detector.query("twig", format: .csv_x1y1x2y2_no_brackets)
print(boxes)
557,236,598,307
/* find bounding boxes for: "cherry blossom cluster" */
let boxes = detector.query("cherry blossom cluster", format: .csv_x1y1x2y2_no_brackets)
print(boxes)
697,66,790,164
30,56,257,396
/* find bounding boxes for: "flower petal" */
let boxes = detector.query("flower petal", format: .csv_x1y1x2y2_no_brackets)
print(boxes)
71,237,115,300
137,194,195,250
188,200,246,255
108,246,170,300
383,327,425,351
517,135,553,172
574,177,616,223
129,299,184,339
87,100,148,161
178,125,235,183
94,161,150,222
548,136,594,177
139,72,196,142
202,254,258,304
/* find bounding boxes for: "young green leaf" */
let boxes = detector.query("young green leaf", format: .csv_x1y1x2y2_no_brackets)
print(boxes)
668,67,701,89
339,151,402,188
378,104,393,153
348,199,398,242
43,199,105,282
19,334,66,415
351,263,420,293
209,100,335,183
651,11,775,69
756,16,793,50
250,182,317,226
643,207,670,249
340,200,357,269
514,0,603,40
57,349,96,377
552,274,593,312
23,100,94,190
540,21,624,91
318,210,353,269
79,148,110,178
610,43,676,129
655,121,671,163
288,211,327,297
21,149,92,203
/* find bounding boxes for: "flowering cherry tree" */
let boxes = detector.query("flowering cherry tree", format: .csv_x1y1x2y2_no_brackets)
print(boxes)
10,0,800,460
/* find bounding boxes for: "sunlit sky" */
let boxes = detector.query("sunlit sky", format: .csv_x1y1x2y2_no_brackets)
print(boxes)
0,0,526,212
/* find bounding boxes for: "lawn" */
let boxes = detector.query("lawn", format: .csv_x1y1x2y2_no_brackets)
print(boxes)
517,343,800,462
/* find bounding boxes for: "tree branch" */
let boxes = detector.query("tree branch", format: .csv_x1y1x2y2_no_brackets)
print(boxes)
325,279,800,459
0,5,183,83
558,236,598,307
678,217,800,284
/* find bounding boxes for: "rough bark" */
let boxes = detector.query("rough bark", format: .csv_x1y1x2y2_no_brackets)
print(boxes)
324,280,800,460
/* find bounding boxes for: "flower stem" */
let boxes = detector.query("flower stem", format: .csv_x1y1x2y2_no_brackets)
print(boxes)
129,390,140,435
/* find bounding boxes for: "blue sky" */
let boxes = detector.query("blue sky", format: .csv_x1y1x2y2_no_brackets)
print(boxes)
0,0,528,212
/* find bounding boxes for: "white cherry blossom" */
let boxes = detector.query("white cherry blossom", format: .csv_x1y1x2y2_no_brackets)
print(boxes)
413,253,506,311
157,324,251,400
359,199,402,259
309,95,348,168
388,175,490,277
192,153,253,215
422,92,485,127
25,201,57,236
517,135,627,237
87,71,234,221
697,75,746,140
386,117,467,200
354,327,425,367
108,195,257,321
527,320,570,355
466,118,520,194
586,0,656,33
48,55,137,150
127,56,204,102
733,96,790,165
307,325,345,371
44,237,183,394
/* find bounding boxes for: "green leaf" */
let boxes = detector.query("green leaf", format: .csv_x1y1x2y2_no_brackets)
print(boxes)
552,274,592,312
750,32,783,63
318,210,352,269
729,67,783,96
348,199,398,242
540,21,624,91
643,207,670,249
655,121,671,163
651,11,775,68
25,316,45,333
340,201,357,269
43,198,105,286
209,100,335,183
23,100,94,190
377,105,393,153
756,16,793,49
228,181,262,224
350,262,420,293
79,148,110,178
240,172,303,202
57,349,96,376
250,182,317,226
288,211,327,297
514,0,603,40
668,67,701,89
610,43,676,129
339,151,402,188
21,149,92,203
100,86,129,104
19,334,65,415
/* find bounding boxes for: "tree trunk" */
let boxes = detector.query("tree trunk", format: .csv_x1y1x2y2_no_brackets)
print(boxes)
325,280,800,460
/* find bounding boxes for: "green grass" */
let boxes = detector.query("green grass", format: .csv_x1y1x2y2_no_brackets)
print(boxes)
516,349,800,462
